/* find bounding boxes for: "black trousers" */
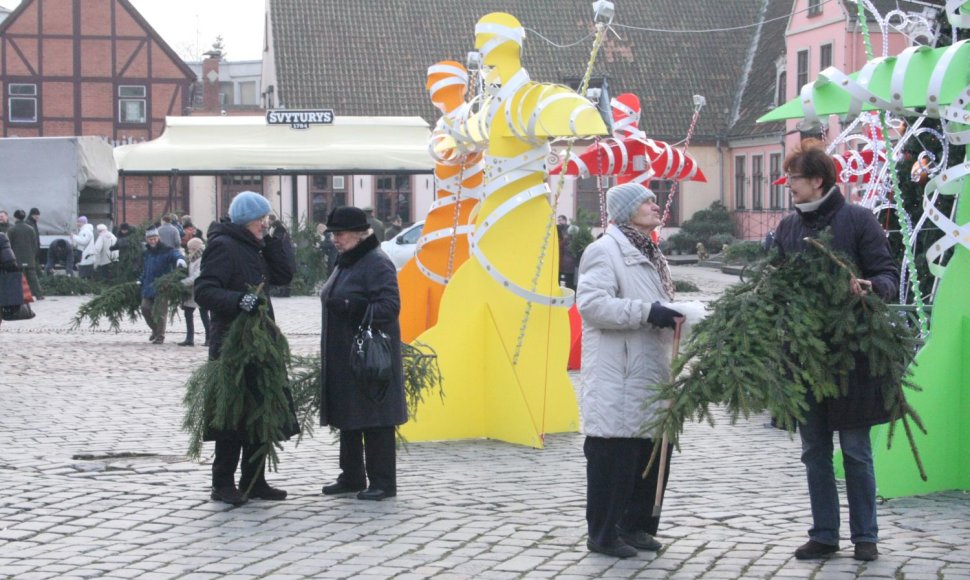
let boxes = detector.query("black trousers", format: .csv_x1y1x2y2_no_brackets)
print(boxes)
337,426,396,493
212,439,267,491
584,436,673,546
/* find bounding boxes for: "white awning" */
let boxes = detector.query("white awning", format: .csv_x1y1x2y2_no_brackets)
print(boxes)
114,115,434,174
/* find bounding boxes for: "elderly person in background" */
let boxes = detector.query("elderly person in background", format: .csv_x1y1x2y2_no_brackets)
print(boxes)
178,237,210,347
157,214,182,250
774,143,898,563
92,224,118,280
140,228,185,344
72,216,95,279
194,191,296,506
576,182,688,558
8,210,43,300
319,206,406,501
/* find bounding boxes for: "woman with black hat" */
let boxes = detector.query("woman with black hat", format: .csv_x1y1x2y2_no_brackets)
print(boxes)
319,206,406,501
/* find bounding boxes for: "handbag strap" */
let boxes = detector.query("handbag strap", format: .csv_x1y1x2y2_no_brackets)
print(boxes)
359,303,375,330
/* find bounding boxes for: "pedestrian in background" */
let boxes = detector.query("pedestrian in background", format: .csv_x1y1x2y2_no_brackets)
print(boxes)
576,183,687,558
319,206,406,501
92,224,117,280
139,228,185,345
72,216,95,279
0,210,9,235
0,231,23,326
157,214,182,250
384,215,403,240
362,206,386,242
26,208,41,263
8,210,43,300
194,191,296,506
774,143,898,563
178,237,209,347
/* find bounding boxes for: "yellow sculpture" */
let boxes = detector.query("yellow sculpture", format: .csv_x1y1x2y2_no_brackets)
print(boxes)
400,12,608,447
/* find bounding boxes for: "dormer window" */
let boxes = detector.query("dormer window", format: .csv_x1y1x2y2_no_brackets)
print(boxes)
808,0,822,17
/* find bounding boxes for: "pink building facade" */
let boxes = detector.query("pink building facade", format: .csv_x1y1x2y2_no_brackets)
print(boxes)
730,0,915,240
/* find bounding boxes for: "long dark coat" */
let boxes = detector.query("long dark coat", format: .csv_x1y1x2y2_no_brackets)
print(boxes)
194,222,297,441
7,221,37,269
319,234,407,430
773,187,899,430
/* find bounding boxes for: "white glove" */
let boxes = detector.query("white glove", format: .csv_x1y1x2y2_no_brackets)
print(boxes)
176,259,187,269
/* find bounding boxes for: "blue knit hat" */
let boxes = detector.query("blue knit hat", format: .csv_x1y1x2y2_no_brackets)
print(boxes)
606,183,656,224
228,191,272,224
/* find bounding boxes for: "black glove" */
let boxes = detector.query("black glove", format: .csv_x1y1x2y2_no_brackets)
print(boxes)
646,302,682,329
1,261,20,272
238,292,263,314
270,221,287,239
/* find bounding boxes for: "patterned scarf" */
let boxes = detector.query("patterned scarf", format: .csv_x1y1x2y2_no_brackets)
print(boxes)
618,224,675,301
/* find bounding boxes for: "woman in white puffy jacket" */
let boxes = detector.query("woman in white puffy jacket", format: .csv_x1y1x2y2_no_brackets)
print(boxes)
72,216,96,278
576,183,689,559
92,224,117,279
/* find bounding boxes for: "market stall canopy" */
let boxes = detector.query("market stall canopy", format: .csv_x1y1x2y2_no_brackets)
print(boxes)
114,115,435,174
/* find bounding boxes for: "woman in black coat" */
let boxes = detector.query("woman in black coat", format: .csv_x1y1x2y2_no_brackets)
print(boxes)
773,144,897,563
319,206,406,501
194,191,296,506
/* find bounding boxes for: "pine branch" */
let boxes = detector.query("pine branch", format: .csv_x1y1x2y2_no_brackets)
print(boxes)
70,282,142,331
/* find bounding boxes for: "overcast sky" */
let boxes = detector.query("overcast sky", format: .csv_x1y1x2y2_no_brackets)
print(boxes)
4,0,266,62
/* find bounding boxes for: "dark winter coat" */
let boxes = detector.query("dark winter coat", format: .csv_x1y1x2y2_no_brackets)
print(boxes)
7,220,38,269
319,234,407,430
26,216,41,256
773,188,899,430
139,242,183,298
194,222,297,442
0,233,24,308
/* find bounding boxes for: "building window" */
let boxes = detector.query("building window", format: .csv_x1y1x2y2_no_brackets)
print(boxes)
220,175,264,216
820,43,833,71
118,85,147,124
310,174,348,224
375,175,412,223
808,0,822,16
769,153,784,209
8,83,37,123
751,156,764,210
776,71,787,106
796,50,810,93
735,156,747,210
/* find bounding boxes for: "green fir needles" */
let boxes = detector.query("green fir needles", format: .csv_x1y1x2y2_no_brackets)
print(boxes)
70,282,141,331
644,236,926,479
182,294,298,474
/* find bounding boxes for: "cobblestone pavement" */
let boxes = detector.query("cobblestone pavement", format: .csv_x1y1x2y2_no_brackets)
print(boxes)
1,265,968,579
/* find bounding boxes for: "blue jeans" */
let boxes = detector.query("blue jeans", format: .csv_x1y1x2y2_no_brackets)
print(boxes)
799,395,878,545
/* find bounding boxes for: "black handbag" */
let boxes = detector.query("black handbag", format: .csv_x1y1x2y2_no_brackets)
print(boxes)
350,303,393,401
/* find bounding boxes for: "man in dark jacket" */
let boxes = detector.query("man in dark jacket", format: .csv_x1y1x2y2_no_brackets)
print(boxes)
195,191,296,506
773,143,898,563
140,228,185,344
8,210,43,300
26,208,41,260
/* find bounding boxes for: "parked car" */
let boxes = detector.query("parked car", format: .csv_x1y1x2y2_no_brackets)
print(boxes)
380,220,424,270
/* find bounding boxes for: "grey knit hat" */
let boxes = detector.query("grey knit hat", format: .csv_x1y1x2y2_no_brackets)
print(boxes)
606,182,656,224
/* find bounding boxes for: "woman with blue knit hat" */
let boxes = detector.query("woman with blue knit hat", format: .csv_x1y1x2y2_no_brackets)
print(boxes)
576,182,686,558
194,191,297,506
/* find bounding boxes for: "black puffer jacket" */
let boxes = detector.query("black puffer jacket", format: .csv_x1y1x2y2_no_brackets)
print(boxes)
773,188,899,430
195,222,295,357
194,222,297,442
319,234,407,430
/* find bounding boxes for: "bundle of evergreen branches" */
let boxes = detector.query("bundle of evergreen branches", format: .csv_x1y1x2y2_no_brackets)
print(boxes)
70,269,187,331
70,281,141,331
285,341,444,443
182,295,297,473
644,236,926,478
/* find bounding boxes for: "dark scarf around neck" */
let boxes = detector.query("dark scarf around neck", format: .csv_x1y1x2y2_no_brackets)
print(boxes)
336,234,379,268
617,223,675,301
